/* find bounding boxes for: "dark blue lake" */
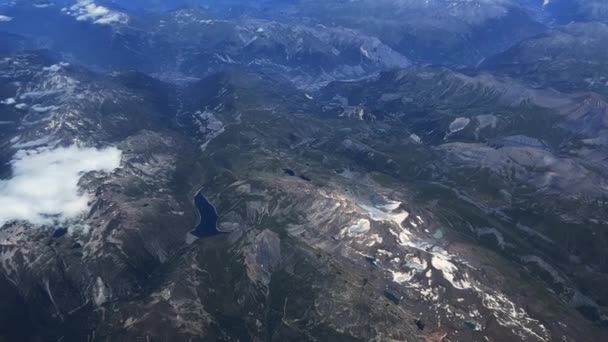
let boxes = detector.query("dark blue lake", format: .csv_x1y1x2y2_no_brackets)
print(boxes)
191,191,224,238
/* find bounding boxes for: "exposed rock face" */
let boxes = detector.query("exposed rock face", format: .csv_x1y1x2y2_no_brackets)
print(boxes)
244,229,281,287
0,46,606,340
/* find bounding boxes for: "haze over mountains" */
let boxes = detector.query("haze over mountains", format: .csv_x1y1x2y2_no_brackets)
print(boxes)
1,1,608,341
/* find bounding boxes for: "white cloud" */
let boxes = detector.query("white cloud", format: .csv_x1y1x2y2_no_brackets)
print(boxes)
0,144,122,228
0,15,13,22
66,0,128,25
1,98,16,105
43,64,62,72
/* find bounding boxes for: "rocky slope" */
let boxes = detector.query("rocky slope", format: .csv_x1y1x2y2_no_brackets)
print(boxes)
1,51,607,341
317,65,608,329
483,22,608,96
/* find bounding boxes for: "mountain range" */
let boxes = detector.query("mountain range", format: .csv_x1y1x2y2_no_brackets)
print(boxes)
1,1,608,341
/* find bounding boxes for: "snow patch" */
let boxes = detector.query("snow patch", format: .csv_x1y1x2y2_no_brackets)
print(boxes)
448,117,471,135
12,136,54,149
521,255,566,285
420,286,440,301
366,233,383,246
359,46,370,59
406,254,428,271
93,276,109,306
431,254,472,290
195,110,225,151
342,218,371,237
360,200,408,227
481,291,549,341
391,270,416,284
31,104,58,113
